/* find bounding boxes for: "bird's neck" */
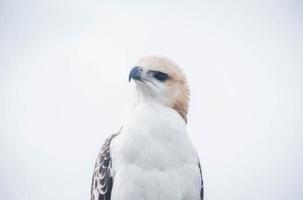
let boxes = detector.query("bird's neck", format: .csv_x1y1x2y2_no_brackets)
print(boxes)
133,92,188,124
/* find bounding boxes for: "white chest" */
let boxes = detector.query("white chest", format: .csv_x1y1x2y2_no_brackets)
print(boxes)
110,103,201,200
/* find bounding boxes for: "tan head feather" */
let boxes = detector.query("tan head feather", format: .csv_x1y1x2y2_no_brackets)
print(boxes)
137,56,190,123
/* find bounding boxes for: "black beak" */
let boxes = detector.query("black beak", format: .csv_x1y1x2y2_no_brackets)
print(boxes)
129,66,142,82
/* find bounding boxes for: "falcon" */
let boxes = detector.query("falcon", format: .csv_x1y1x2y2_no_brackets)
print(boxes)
91,56,204,200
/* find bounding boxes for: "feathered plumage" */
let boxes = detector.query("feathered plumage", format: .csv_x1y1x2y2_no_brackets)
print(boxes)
91,56,204,200
91,132,120,200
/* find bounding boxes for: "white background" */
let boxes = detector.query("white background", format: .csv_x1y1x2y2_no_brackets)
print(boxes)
1,0,302,200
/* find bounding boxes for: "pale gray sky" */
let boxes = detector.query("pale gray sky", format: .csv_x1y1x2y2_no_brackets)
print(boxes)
1,0,302,200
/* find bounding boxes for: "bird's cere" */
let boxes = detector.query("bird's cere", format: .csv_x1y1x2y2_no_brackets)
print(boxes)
128,66,142,82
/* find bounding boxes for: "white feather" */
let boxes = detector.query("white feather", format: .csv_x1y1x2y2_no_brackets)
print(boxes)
111,102,201,200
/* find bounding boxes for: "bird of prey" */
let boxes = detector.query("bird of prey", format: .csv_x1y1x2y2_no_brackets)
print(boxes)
91,56,203,200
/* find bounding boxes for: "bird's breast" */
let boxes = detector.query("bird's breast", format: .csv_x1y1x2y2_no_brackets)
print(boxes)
110,103,201,200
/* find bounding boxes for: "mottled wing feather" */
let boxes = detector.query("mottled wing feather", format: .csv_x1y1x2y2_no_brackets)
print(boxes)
91,132,119,200
198,160,204,200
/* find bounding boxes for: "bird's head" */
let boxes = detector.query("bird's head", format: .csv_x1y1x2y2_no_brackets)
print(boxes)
129,56,190,123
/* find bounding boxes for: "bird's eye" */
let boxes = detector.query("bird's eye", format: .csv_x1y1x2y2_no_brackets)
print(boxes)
153,71,169,82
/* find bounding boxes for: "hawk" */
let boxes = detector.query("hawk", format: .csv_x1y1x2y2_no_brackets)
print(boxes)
91,56,204,200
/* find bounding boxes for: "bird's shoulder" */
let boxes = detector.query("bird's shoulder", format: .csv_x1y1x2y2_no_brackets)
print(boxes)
198,159,204,200
91,129,121,200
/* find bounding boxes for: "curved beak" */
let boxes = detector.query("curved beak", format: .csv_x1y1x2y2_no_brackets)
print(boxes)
129,66,142,82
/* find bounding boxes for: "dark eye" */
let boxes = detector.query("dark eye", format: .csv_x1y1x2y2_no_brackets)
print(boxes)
153,71,169,82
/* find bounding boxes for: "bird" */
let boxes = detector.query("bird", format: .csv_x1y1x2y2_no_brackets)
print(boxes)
91,56,203,200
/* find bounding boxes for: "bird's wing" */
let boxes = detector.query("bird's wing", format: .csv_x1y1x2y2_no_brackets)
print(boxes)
198,160,204,200
91,131,120,200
